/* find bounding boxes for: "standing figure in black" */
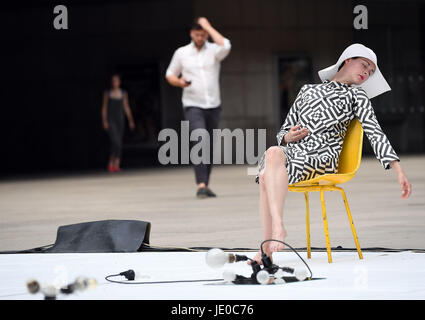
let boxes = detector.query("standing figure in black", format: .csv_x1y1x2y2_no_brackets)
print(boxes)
101,74,135,172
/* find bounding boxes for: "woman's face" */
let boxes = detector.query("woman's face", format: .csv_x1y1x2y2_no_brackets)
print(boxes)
344,57,376,85
111,76,121,89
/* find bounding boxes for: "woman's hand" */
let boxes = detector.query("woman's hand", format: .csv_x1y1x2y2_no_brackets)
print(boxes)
283,124,310,144
103,121,109,131
390,160,412,199
398,171,412,199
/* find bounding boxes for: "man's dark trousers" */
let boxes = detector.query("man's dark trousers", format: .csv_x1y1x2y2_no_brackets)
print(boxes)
183,105,221,185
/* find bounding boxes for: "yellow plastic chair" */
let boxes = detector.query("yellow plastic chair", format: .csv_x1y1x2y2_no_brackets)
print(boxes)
288,118,364,263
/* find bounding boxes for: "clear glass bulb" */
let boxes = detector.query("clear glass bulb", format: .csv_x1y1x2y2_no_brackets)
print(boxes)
295,269,308,281
74,276,87,290
86,278,98,290
274,269,285,279
205,248,229,269
74,277,98,290
26,279,40,294
256,270,270,285
222,270,236,282
42,285,58,297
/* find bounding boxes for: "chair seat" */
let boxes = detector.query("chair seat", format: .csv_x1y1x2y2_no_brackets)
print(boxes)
289,172,356,187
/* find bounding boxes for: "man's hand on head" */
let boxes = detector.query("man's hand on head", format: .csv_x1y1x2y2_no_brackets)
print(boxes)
197,17,211,30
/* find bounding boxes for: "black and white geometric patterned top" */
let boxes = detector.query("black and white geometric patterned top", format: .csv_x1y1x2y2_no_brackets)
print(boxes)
255,79,400,185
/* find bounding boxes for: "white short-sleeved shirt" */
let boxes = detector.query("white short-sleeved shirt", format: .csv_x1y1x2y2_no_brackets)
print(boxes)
165,38,231,109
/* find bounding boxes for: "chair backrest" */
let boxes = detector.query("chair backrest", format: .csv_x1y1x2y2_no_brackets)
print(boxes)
337,118,364,175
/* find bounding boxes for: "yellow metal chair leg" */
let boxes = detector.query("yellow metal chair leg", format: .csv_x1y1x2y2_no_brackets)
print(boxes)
320,190,332,263
339,188,363,259
304,192,311,259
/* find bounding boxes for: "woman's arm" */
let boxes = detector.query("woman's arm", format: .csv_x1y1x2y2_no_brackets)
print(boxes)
353,88,400,169
123,92,135,131
353,88,411,199
276,85,309,146
390,160,412,199
101,91,109,130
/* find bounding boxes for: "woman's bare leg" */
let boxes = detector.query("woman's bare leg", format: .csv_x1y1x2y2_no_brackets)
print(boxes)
109,155,115,168
250,168,273,265
263,146,289,253
259,174,273,249
251,146,289,263
113,157,121,170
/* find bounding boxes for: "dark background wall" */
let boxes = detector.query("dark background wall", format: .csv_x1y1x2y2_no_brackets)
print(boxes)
0,0,424,177
0,0,195,175
352,0,425,154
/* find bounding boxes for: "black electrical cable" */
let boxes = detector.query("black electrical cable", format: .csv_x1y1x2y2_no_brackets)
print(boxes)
104,274,224,285
260,239,313,279
192,246,425,253
142,243,425,254
2,240,425,254
0,244,54,254
106,240,313,285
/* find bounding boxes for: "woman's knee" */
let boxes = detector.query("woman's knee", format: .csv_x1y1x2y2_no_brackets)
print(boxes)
265,146,286,165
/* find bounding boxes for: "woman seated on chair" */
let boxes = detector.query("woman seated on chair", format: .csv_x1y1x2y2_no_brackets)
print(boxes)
252,43,412,264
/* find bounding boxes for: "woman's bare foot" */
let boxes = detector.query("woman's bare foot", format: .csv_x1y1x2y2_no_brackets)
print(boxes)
248,227,287,265
248,251,263,265
269,227,287,253
248,243,273,265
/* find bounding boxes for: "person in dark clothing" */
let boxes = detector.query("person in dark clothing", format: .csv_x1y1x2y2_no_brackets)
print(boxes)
101,74,135,172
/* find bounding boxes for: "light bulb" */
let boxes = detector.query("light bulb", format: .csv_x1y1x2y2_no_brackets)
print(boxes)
26,279,40,294
274,277,286,285
222,270,236,282
295,269,308,281
274,269,285,279
74,277,98,290
205,248,229,269
256,270,270,285
86,278,98,289
74,277,88,291
42,285,58,298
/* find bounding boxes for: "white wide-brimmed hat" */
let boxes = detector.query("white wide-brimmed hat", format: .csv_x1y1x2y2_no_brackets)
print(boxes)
318,43,391,99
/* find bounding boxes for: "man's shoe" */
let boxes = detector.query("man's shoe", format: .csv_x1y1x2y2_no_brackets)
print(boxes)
196,187,208,199
205,187,217,197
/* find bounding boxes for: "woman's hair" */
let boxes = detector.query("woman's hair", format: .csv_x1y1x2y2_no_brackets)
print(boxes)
337,57,359,72
109,73,122,90
111,73,121,81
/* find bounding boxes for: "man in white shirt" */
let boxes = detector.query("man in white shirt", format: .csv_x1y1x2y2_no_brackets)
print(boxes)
166,17,231,198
